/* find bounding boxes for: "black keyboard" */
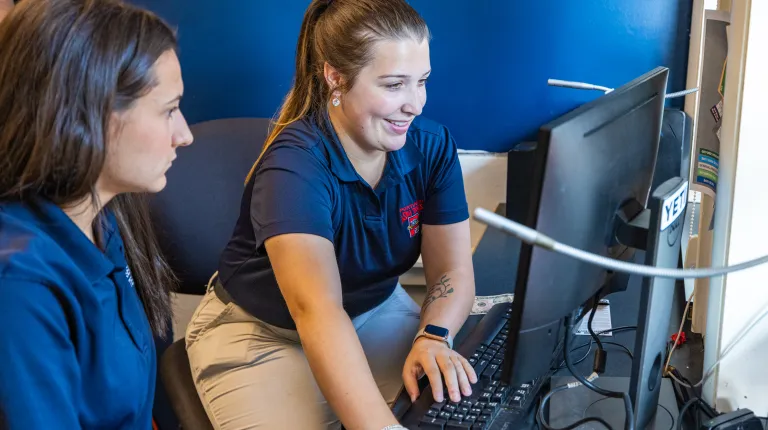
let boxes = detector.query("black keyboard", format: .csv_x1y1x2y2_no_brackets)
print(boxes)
398,303,545,429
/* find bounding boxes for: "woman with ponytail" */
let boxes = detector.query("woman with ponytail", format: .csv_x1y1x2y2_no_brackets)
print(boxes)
186,1,476,428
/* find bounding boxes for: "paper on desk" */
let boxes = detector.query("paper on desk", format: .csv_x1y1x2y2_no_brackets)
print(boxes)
471,293,514,315
575,299,613,336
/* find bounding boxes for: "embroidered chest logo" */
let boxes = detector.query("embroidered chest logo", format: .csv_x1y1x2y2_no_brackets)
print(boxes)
125,267,135,289
399,200,424,238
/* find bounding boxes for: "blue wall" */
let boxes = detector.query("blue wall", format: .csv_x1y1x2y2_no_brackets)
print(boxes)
131,1,692,152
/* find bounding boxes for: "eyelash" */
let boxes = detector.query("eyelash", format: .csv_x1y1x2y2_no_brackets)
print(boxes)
167,107,179,118
385,79,429,90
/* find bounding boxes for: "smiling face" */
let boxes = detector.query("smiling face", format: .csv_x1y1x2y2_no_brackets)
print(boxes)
98,50,193,200
327,37,430,157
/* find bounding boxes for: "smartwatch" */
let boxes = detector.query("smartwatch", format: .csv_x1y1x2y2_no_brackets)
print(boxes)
414,324,453,349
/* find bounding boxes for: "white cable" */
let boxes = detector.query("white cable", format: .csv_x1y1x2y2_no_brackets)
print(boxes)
664,290,695,376
665,88,700,99
547,78,698,99
473,207,768,280
668,302,768,389
547,78,613,94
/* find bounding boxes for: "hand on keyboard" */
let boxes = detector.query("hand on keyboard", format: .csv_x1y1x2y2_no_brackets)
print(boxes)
402,337,479,403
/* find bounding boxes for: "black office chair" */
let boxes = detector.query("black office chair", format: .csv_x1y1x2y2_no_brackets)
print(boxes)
150,117,270,430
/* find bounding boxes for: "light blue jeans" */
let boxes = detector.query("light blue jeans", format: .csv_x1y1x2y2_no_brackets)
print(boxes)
185,284,421,430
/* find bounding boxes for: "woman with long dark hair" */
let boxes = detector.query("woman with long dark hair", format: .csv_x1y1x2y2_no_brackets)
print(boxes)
0,1,193,428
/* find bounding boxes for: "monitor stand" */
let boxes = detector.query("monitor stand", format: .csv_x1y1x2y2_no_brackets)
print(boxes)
547,376,679,429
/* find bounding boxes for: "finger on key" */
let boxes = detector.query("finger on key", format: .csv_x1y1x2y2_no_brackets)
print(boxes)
437,354,461,402
451,355,473,397
423,359,445,403
458,354,478,384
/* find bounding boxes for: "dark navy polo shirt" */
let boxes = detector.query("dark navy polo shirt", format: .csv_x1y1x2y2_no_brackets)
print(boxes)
218,114,469,329
0,198,156,429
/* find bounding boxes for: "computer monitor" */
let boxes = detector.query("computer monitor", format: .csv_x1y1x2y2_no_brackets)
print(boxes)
501,66,669,388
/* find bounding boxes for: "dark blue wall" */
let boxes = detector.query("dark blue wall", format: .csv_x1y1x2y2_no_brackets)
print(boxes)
131,1,692,152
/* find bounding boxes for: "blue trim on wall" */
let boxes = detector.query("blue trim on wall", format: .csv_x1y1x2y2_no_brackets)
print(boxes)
131,0,692,152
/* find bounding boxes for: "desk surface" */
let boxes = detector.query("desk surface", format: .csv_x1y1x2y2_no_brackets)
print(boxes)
457,204,643,378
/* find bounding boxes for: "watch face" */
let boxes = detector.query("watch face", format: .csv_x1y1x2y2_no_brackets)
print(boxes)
425,324,449,338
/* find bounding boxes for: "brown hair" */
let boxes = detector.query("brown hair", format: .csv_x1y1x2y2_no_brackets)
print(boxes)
245,0,430,182
0,0,178,337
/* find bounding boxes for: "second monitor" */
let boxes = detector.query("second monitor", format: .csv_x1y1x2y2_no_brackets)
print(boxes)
501,66,669,387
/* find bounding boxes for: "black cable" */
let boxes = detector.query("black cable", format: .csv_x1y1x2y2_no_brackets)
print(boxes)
554,339,633,371
551,325,637,371
537,384,614,430
595,326,637,336
588,298,605,351
587,299,608,374
676,398,698,430
583,397,675,430
564,316,635,430
668,368,717,418
659,404,676,430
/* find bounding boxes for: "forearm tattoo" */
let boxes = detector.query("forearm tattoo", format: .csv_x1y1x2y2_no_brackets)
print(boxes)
423,274,454,311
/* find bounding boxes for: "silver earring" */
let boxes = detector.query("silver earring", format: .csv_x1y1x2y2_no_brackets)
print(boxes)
332,96,340,107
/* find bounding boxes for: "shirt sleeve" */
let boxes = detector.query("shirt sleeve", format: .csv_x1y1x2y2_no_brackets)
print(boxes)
250,144,335,248
0,280,81,429
421,126,469,225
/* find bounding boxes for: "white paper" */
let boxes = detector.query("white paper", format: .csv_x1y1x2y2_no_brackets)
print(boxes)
575,300,613,336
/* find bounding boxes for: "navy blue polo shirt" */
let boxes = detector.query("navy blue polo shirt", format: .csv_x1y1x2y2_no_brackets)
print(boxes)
218,113,469,329
0,198,156,429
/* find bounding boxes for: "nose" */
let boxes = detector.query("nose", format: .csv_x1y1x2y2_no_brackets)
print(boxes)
402,85,425,117
172,111,194,148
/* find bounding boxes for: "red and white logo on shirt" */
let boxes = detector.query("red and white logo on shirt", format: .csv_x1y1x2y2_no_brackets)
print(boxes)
399,200,424,238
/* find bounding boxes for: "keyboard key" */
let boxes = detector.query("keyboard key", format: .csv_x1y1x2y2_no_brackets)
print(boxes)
419,417,447,429
443,404,457,413
471,352,481,360
491,358,503,365
474,359,489,376
492,338,504,346
477,345,487,353
477,414,491,423
426,408,439,417
460,400,473,409
487,402,500,410
439,411,453,420
510,395,524,408
479,392,493,400
446,422,473,430
433,400,447,409
483,408,495,417
458,406,470,414
481,364,499,380
465,414,478,423
492,392,504,402
470,407,483,415
451,413,465,421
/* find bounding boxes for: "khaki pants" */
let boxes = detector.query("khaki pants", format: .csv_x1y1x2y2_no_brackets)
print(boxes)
185,284,421,430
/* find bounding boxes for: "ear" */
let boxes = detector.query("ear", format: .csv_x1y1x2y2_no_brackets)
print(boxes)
323,62,343,95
